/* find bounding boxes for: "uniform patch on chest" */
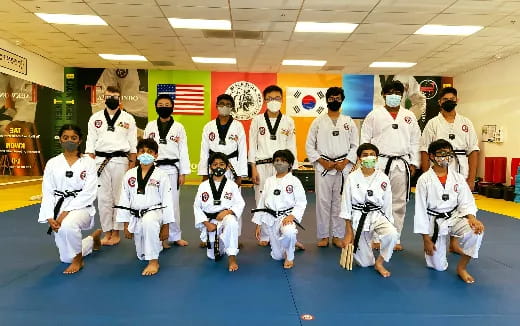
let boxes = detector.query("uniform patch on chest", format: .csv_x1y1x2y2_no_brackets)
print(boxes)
286,185,293,194
128,177,136,187
202,192,209,202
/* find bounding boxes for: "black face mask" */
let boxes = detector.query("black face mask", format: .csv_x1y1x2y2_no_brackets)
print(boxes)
105,98,120,110
327,101,342,111
441,100,457,112
211,167,226,177
156,106,173,118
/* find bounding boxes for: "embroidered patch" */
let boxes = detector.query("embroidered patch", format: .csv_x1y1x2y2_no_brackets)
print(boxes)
116,69,128,78
202,192,209,202
170,135,180,142
128,177,136,187
454,184,459,193
94,120,102,128
148,132,155,139
280,128,291,136
228,134,239,142
344,123,350,131
404,116,412,124
462,124,469,133
149,179,160,187
209,132,215,141
381,182,387,191
118,121,129,129
286,185,293,194
224,192,233,200
259,126,266,135
80,170,86,180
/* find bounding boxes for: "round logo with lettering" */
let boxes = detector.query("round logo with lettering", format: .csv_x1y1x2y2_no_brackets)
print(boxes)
80,170,86,180
286,185,293,194
148,132,155,139
419,79,438,99
381,182,387,191
202,192,209,202
209,132,216,141
404,116,412,124
128,177,136,187
454,184,459,193
259,126,266,135
462,124,469,133
94,120,103,128
225,81,263,120
116,69,128,78
344,123,350,131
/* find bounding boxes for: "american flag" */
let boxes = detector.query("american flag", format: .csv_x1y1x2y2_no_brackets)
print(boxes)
157,84,205,115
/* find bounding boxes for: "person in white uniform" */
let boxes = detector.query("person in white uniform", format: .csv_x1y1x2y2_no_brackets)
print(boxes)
305,87,359,248
252,150,307,269
144,94,190,248
340,143,398,277
194,152,245,272
360,80,420,251
85,86,137,246
39,124,102,274
414,139,484,283
116,138,175,276
249,85,298,246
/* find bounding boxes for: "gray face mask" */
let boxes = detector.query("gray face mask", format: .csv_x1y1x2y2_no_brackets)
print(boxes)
274,161,290,174
61,141,79,152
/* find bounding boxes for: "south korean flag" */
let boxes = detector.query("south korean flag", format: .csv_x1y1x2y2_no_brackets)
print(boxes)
286,87,329,117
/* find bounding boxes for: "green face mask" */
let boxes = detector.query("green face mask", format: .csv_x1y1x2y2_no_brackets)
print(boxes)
361,156,377,169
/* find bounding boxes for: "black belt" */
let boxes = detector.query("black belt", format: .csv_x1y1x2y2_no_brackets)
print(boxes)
251,207,305,230
320,153,348,194
427,207,459,243
204,210,226,261
47,190,81,235
156,159,181,189
352,202,382,252
208,149,239,179
113,205,165,218
95,151,129,177
379,154,411,201
453,150,467,174
255,158,273,165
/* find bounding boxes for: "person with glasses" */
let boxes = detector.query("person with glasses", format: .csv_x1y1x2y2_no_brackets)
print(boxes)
85,86,137,246
305,87,359,248
414,139,484,283
249,85,299,247
360,80,420,251
143,94,190,248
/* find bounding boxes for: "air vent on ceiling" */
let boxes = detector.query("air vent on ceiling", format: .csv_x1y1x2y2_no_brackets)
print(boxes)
203,30,263,40
150,61,175,66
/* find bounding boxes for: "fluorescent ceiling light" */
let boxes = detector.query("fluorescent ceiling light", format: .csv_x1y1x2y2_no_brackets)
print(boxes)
414,24,483,36
99,54,147,61
295,22,358,33
369,62,416,68
168,18,231,30
192,57,236,64
35,13,107,25
282,59,327,66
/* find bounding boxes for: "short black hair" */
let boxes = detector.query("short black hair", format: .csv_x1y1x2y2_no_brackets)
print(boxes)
382,80,404,95
326,87,345,101
106,86,121,95
356,143,379,157
216,94,235,107
137,138,158,154
155,94,174,107
208,151,230,166
439,87,457,98
428,139,453,155
273,149,295,170
263,85,283,98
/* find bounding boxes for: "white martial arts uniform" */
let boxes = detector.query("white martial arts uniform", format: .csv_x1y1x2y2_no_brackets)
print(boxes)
414,169,483,271
194,177,245,260
116,166,175,261
360,106,420,242
420,113,479,179
339,169,398,267
144,119,190,242
38,154,98,263
249,112,297,241
305,113,359,239
85,109,137,232
252,173,307,262
373,75,427,120
198,118,248,179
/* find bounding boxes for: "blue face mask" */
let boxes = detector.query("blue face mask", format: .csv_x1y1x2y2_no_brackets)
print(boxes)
385,94,402,108
137,153,155,165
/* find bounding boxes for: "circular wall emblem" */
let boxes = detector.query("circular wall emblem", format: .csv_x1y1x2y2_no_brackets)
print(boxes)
419,79,438,99
301,95,316,110
225,81,263,120
116,69,128,78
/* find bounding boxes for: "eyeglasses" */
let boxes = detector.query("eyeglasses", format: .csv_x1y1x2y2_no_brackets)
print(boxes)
434,151,453,158
327,95,343,102
265,96,282,102
105,95,120,100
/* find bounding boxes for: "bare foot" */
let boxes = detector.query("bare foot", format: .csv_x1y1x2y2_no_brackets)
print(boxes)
317,238,329,247
449,239,465,255
100,233,111,246
393,243,404,251
258,241,269,247
295,241,305,251
371,242,381,250
284,259,294,269
228,256,239,272
457,267,475,283
91,229,103,251
374,262,391,278
162,240,172,249
332,237,343,248
142,260,160,276
174,239,189,246
63,254,84,274
199,241,207,248
108,231,120,246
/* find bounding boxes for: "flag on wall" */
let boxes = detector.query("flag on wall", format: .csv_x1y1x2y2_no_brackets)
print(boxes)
286,87,328,117
157,84,204,115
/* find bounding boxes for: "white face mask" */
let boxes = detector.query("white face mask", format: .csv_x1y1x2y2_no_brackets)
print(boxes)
217,105,232,117
266,101,281,113
385,94,402,108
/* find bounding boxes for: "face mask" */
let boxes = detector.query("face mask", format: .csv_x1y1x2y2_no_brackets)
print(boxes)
327,101,342,112
61,141,79,152
360,156,377,169
137,153,155,165
211,167,226,177
266,101,281,113
433,156,451,168
156,106,173,118
441,100,457,112
217,105,232,117
385,94,402,108
105,98,120,110
274,161,290,174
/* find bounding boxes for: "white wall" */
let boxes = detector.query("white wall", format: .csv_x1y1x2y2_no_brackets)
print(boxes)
455,54,520,185
0,39,63,91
